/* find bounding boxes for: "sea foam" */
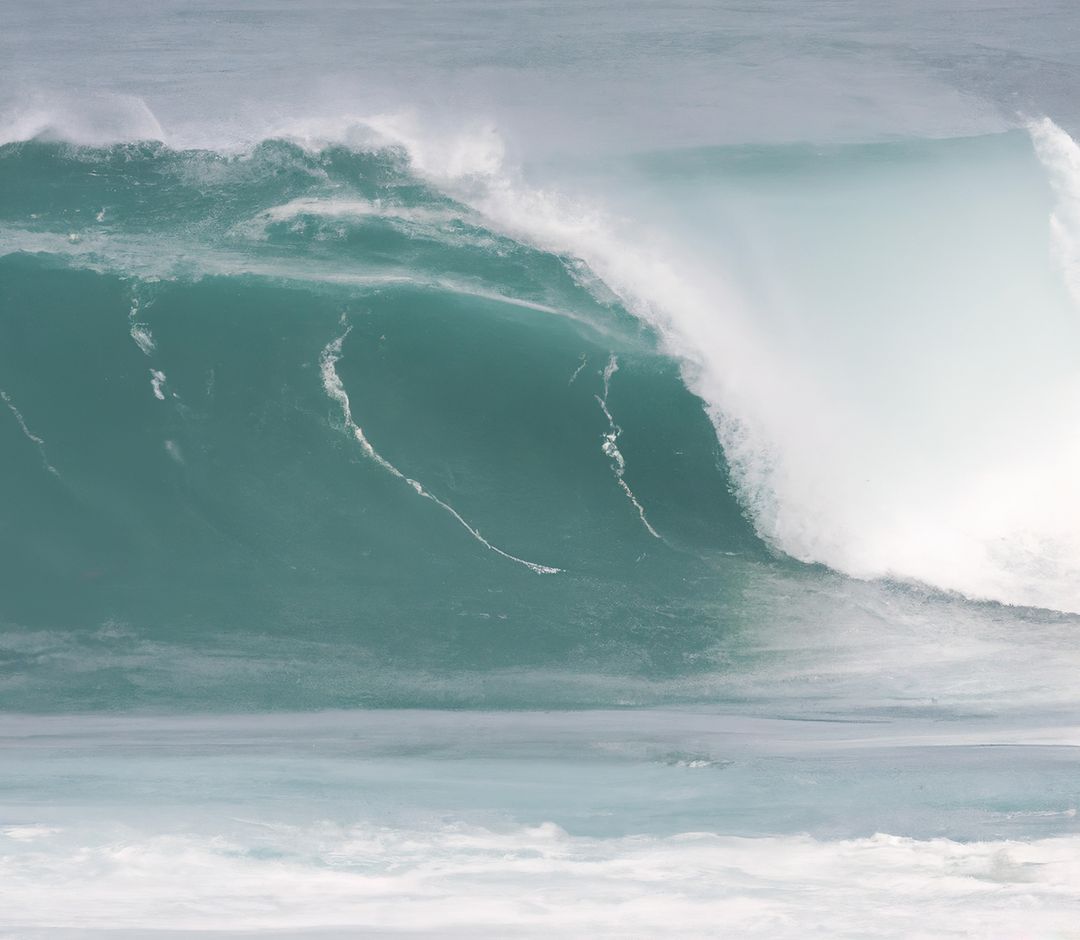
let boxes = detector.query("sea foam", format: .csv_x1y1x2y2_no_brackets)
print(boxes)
2,821,1077,936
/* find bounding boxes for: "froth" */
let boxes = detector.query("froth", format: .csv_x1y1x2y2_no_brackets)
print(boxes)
2,821,1078,936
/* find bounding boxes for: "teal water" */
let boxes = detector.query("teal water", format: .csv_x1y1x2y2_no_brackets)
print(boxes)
3,2,1080,935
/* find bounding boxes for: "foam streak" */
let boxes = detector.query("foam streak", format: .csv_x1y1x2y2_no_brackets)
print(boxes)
1,390,59,478
128,297,156,356
320,323,560,575
595,355,660,539
569,354,588,385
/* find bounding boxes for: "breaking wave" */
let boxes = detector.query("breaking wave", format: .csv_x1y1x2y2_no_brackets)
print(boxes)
3,110,1080,618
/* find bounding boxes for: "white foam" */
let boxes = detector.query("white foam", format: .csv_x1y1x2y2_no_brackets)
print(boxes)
320,322,560,575
150,369,167,401
130,324,155,356
569,354,588,385
127,297,156,356
260,195,460,228
0,225,591,330
1,821,1078,936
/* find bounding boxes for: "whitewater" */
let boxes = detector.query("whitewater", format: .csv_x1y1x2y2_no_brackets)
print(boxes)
3,0,1080,935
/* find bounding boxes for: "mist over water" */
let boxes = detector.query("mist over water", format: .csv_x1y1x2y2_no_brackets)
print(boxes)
3,1,1080,935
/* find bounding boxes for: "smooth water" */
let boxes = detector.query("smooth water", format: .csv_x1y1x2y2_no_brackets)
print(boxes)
2,1,1080,935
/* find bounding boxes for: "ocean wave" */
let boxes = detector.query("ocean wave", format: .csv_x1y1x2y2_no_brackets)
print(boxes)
3,115,1080,613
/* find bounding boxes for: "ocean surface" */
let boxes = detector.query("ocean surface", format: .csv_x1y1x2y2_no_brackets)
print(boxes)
2,1,1080,935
